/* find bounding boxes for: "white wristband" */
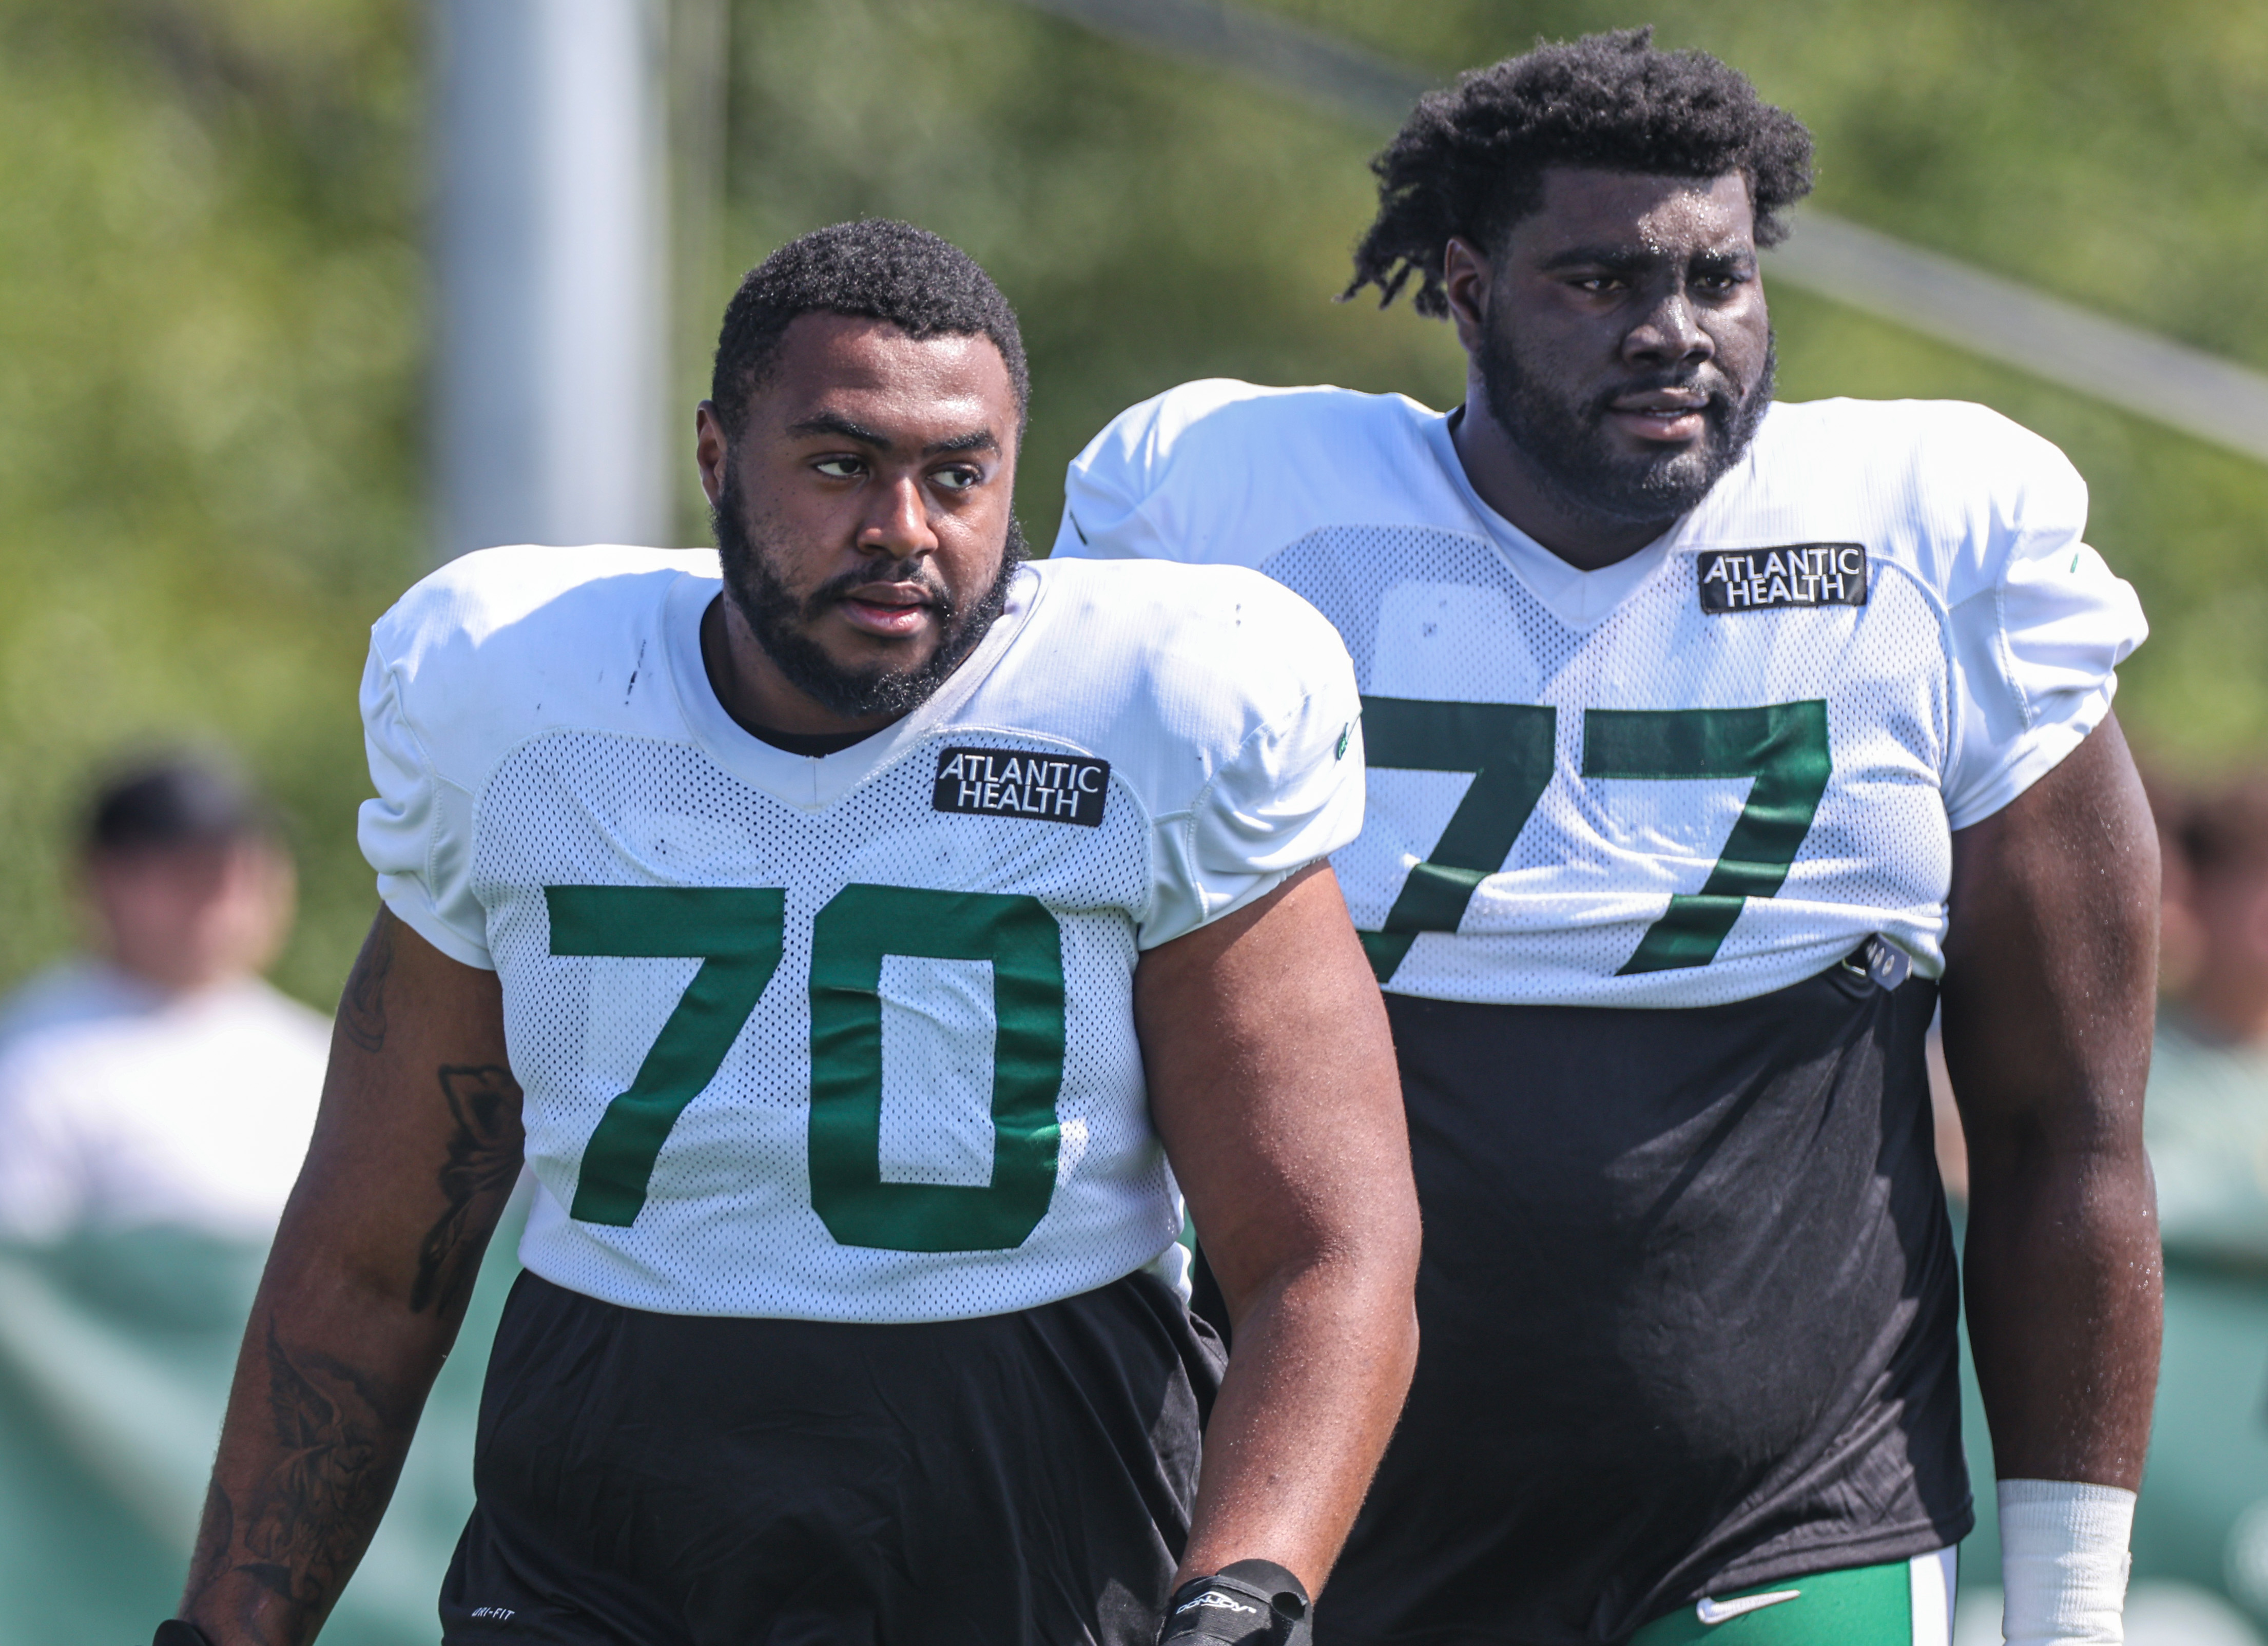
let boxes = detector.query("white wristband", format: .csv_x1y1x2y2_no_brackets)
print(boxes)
1999,1478,2135,1645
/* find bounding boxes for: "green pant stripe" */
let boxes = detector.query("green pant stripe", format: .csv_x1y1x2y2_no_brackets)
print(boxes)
1627,1557,1911,1645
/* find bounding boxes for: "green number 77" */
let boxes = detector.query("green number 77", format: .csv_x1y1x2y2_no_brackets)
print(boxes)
1581,702,1832,974
1357,696,1831,981
1355,698,1555,983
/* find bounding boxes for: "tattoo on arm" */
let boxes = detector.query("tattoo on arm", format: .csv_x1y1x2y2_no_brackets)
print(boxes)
186,1323,408,1642
339,917,394,1055
410,1064,525,1315
186,1479,233,1608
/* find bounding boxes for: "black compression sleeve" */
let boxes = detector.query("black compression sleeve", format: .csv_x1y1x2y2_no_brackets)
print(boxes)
1158,1559,1312,1645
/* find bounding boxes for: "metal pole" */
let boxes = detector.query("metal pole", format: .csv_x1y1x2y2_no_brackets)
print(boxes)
434,0,671,563
668,0,731,545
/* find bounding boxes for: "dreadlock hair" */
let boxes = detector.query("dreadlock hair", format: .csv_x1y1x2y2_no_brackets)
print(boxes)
1345,28,1815,319
709,219,1031,440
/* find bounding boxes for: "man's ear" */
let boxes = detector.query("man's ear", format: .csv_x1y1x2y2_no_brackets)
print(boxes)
695,401,730,508
1441,237,1496,356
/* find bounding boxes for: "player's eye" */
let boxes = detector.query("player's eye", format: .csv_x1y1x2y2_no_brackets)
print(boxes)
813,456,865,480
1574,276,1623,294
933,464,983,493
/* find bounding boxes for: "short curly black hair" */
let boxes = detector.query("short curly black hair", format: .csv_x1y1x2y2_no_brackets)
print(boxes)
709,219,1030,440
1345,28,1815,318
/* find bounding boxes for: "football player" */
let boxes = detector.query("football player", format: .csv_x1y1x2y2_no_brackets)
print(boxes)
160,221,1420,1646
1056,31,2158,1646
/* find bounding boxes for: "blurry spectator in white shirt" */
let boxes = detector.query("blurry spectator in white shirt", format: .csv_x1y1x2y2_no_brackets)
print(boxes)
0,754,327,1243
2145,775,2268,1264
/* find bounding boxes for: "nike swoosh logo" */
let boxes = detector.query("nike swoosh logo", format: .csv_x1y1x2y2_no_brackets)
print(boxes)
1695,1589,1802,1625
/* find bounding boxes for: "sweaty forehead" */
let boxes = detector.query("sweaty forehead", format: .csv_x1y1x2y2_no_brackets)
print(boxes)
1516,168,1756,259
760,313,1016,436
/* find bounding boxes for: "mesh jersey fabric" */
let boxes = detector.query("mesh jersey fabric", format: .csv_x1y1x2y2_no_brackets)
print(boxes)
356,548,1364,1322
1054,381,2147,1009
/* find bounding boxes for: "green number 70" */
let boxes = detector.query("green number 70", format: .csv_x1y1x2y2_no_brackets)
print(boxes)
544,883,1065,1252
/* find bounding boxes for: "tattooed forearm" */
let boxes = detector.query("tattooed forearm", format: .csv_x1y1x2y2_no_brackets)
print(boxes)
339,915,395,1054
409,1063,525,1315
184,1323,412,1644
185,1479,233,1605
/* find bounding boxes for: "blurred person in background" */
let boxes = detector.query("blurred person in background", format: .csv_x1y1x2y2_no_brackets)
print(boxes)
0,755,502,1646
0,753,326,1240
2144,776,2268,1261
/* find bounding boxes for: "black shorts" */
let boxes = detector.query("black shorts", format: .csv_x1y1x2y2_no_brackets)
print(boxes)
1317,961,1970,1645
439,1266,1222,1646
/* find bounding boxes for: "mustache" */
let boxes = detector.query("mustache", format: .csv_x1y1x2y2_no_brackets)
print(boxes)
799,557,954,620
1587,368,1740,418
707,481,957,624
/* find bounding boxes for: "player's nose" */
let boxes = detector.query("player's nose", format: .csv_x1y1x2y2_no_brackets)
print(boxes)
855,475,939,559
1621,286,1714,369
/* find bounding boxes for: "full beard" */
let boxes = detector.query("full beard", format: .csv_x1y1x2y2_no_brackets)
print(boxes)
1477,323,1776,528
711,470,1025,722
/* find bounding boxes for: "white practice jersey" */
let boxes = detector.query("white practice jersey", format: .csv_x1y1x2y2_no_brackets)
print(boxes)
359,548,1363,1322
1056,381,2146,1009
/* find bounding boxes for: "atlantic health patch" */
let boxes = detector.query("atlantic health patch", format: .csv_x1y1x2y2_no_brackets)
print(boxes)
1697,545,1869,613
932,747,1110,826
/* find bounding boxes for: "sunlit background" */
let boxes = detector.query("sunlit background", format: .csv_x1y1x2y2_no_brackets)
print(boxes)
7,0,2268,1005
5,2,2268,1639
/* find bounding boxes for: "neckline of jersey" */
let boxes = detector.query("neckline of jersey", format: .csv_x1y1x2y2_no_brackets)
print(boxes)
1421,409,1685,629
658,563,1046,810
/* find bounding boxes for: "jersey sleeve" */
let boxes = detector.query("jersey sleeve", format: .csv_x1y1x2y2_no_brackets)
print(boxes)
357,634,492,970
1054,379,1293,565
1940,419,2148,829
1051,401,1147,560
1139,586,1368,947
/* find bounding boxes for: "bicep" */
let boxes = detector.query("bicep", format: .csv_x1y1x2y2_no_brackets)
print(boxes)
285,907,525,1321
1133,863,1412,1317
1940,713,2158,1145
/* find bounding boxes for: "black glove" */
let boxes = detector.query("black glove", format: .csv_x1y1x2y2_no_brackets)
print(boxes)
1157,1559,1312,1645
153,1622,217,1646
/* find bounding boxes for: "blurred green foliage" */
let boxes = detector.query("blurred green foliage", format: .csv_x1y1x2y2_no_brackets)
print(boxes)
0,0,420,1006
4,0,2266,1007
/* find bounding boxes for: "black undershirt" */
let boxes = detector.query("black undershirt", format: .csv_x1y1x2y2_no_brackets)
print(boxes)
741,721,875,758
1317,962,1969,1644
699,593,884,759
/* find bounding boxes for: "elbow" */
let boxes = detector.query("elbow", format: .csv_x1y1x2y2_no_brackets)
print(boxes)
1317,1194,1424,1374
1961,1108,2156,1228
1242,1199,1422,1325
